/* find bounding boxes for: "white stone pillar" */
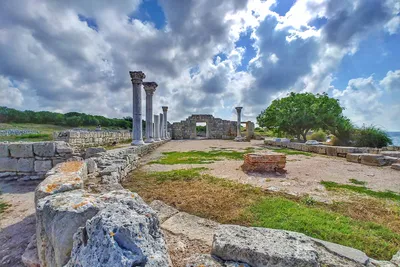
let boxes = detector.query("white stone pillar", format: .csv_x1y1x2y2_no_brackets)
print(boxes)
159,112,164,140
235,107,243,141
162,106,168,139
129,71,146,145
154,115,161,141
143,82,158,143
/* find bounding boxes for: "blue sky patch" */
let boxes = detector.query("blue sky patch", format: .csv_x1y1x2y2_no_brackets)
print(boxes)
235,29,257,71
271,0,296,16
78,14,98,31
130,0,166,29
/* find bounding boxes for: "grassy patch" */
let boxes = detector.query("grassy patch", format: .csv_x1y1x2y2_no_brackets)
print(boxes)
150,150,248,164
0,201,10,214
349,178,367,186
272,148,313,156
321,181,400,202
124,168,400,260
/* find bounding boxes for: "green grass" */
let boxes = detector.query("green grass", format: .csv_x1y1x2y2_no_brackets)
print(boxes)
0,201,9,214
126,168,400,260
349,178,367,186
272,148,313,156
321,181,400,201
249,196,400,259
150,150,249,164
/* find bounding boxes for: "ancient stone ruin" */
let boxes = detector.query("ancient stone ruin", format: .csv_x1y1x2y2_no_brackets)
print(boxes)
171,114,254,140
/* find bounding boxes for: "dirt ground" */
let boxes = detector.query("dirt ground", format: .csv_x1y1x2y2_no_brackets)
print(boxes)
0,180,39,267
142,139,400,202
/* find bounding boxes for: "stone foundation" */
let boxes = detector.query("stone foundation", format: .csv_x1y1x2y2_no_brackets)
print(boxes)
241,152,286,173
0,141,74,181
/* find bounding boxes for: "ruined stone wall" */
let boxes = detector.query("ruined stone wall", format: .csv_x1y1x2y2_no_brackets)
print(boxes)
0,141,74,181
54,130,131,148
26,140,170,267
172,114,237,140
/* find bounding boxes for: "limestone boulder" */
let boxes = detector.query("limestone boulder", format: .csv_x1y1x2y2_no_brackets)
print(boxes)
35,161,86,203
36,190,103,267
66,193,169,267
212,225,367,267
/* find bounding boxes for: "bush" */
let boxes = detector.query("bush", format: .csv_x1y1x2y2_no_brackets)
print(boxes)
309,131,327,142
354,126,393,148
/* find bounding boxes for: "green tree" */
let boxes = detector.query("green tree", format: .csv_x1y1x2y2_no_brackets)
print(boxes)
257,92,343,142
354,125,393,148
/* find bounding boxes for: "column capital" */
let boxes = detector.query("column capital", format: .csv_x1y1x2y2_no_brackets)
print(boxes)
129,71,146,84
235,107,243,112
143,82,158,95
162,106,168,112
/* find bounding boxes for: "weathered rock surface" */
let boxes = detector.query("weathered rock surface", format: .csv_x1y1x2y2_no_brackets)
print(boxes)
347,153,363,163
8,143,34,157
185,254,224,267
36,189,103,267
162,212,219,246
21,234,40,267
212,225,367,267
85,147,106,159
391,163,400,170
66,191,169,267
150,200,179,223
35,161,87,203
33,142,56,157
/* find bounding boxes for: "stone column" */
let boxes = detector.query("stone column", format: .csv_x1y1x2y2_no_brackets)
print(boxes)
143,82,158,143
159,112,164,140
235,107,243,141
129,71,146,145
162,106,168,139
154,115,161,141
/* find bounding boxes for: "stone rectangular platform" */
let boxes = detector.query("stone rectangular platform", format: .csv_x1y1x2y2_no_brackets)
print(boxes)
241,152,286,173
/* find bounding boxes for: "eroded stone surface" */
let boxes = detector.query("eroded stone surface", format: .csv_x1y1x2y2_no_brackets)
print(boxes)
185,254,224,267
212,225,365,267
162,212,219,246
360,154,388,166
150,200,179,223
33,142,55,157
66,202,169,267
8,143,34,158
21,234,40,267
241,152,286,173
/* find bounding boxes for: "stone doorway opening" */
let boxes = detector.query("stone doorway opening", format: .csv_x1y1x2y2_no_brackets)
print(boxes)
195,122,209,139
241,122,247,136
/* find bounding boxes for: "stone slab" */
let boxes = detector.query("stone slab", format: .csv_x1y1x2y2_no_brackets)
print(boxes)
34,160,53,172
0,143,9,157
346,153,363,163
360,154,387,166
33,142,56,157
0,157,18,172
8,143,34,157
17,158,35,172
391,163,400,171
161,212,219,246
150,200,179,223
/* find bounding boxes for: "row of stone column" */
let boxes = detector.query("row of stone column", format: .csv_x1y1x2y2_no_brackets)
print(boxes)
129,71,170,145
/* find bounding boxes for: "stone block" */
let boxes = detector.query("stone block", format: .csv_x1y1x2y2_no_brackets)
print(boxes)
242,152,286,173
0,158,18,172
8,143,34,158
391,163,400,171
325,146,338,156
0,143,9,157
382,151,400,158
346,153,363,163
17,158,35,172
33,142,56,157
34,160,53,173
85,158,97,174
85,147,106,159
55,141,73,154
360,154,387,166
384,156,399,165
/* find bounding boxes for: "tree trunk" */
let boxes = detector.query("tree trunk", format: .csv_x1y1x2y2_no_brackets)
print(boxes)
301,133,307,142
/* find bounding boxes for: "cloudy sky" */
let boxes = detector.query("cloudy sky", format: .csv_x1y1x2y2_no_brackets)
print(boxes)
0,0,399,130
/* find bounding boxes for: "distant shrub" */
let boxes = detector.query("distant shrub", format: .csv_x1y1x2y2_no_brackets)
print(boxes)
309,131,327,142
330,136,342,146
354,126,393,148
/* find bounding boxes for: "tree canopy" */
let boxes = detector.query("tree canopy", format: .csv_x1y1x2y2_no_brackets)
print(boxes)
257,92,344,141
0,106,131,129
